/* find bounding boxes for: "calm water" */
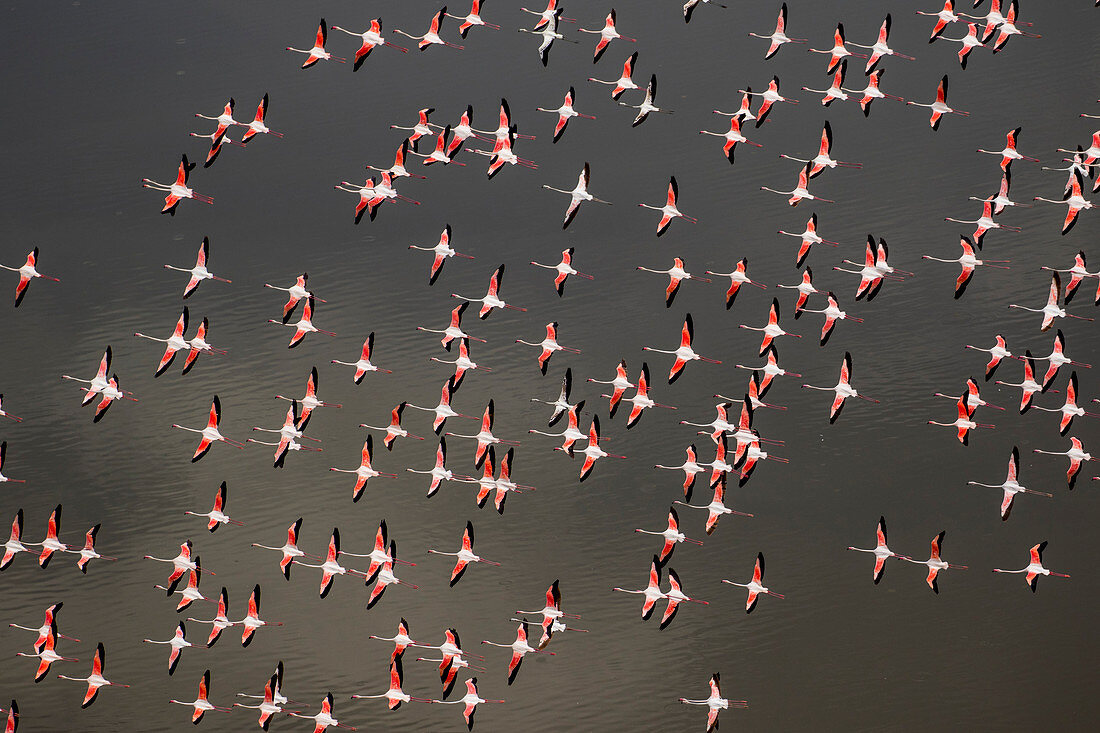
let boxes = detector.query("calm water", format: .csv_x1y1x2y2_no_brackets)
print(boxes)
2,1,1099,730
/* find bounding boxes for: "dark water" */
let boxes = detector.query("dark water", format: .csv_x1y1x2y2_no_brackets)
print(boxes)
1,1,1098,730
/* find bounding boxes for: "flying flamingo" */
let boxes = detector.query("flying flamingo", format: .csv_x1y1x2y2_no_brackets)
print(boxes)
2,701,16,733
988,0,1041,53
248,427,319,467
808,23,866,73
0,442,24,485
902,532,968,593
173,395,244,462
269,294,336,348
155,558,210,612
394,7,464,51
1034,437,1093,488
637,257,711,308
294,528,368,598
977,127,1039,170
186,587,232,647
722,552,783,612
3,247,60,308
1,509,33,570
1042,251,1097,303
251,517,320,581
170,669,232,724
366,540,419,609
907,75,969,130
800,60,850,107
656,444,706,499
369,618,421,664
848,14,916,73
1009,272,1093,331
1033,171,1094,235
994,350,1050,413
833,235,909,301
705,257,766,309
588,359,634,417
933,376,1004,413
749,3,807,59
923,235,1009,298
944,198,1021,247
993,541,1069,592
36,504,72,569
286,18,345,67
445,0,501,38
418,301,486,350
133,307,190,377
452,264,527,319
780,121,862,178
679,673,746,732
636,506,703,564
639,175,696,236
431,676,504,730
683,0,727,24
330,19,408,70
162,237,230,299
141,621,194,675
235,585,281,647
409,224,473,285
937,21,984,68
192,96,239,144
968,446,1052,520
331,332,392,384
966,333,1019,380
732,369,789,410
699,114,763,164
740,297,800,355
612,555,666,620
17,622,78,682
842,68,905,116
476,128,539,178
183,482,242,533
0,394,20,422
734,345,802,394
712,86,757,123
446,399,520,468
469,98,535,142
800,292,863,345
578,8,634,63
232,671,296,729
513,579,581,647
916,0,960,43
1034,329,1091,390
568,415,626,481
1032,371,1098,435
659,567,709,629
848,516,910,583
331,435,397,502
482,620,554,684
543,162,611,228
621,362,676,429
587,50,640,100
8,603,78,654
528,400,587,456
530,369,576,427
643,313,721,384
520,0,575,29
145,539,205,596
428,521,500,586
761,162,835,206
369,139,427,181
350,658,431,710
240,93,283,143
531,247,594,297
180,317,225,376
277,367,340,432
57,642,128,708
407,125,466,166
675,475,753,535
518,7,577,67
405,377,476,434
516,322,581,375
619,73,671,127
928,392,995,445
265,273,325,325
778,214,839,268
141,154,212,215
77,524,117,574
188,126,242,169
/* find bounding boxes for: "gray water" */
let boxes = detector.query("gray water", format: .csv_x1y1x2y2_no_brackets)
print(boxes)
1,1,1098,730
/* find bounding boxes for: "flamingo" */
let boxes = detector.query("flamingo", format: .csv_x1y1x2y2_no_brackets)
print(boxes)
188,126,242,169
445,0,501,38
367,540,419,609
394,6,464,51
350,658,431,710
145,540,205,595
907,75,969,129
8,603,78,654
993,541,1069,592
1,509,33,570
968,446,1052,520
587,359,634,417
265,273,325,325
57,642,128,708
369,618,421,664
294,528,368,598
780,121,862,178
0,442,24,486
232,671,295,729
636,506,703,565
369,139,427,182
181,317,225,376
587,50,639,100
286,18,345,67
133,307,190,377
390,107,436,151
330,436,397,503
740,297,800,355
683,0,726,24
712,86,757,123
705,257,766,309
722,553,784,612
923,235,1009,298
531,249,594,298
568,415,626,481
476,128,539,178
428,521,500,586
518,7,576,67
977,127,1039,170
642,313,721,384
251,518,319,581
186,586,233,647
543,162,611,228
903,533,969,594
1009,272,1093,331
778,214,839,268
173,395,245,462
529,369,576,428
192,96,239,144
482,620,554,684
1034,437,1093,488
528,400,587,456
240,93,283,143
452,264,527,319
431,676,504,730
269,294,336,348
578,8,634,63
933,376,1005,413
679,673,747,732
699,114,763,164
1034,329,1091,390
842,68,905,116
331,332,391,384
762,162,835,207
994,350,1051,414
2,701,16,733
800,60,850,107
408,125,466,167
988,0,1041,53
944,198,1021,247
163,237,230,299
1033,171,1094,235
619,74,671,127
418,302,486,351
656,443,706,499
917,0,960,43
659,566,709,629
3,246,61,309
0,394,20,422
675,475,753,535
141,621,194,675
833,235,907,301
36,504,73,569
431,337,490,390
409,224,473,286
928,392,995,445
848,14,916,73
749,3,807,59
141,154,212,215
1033,372,1098,435
155,558,211,613
848,516,910,583
621,362,676,429
235,585,281,647
331,19,407,71
807,23,866,73
406,377,476,434
732,369,789,411
966,333,1018,380
469,98,535,143
612,555,666,620
1042,251,1097,303
637,257,711,308
514,579,581,647
446,399,520,468
734,345,802,394
17,622,78,682
183,482,242,533
277,367,340,432
169,669,232,724
519,0,574,31
937,21,984,68
800,292,863,345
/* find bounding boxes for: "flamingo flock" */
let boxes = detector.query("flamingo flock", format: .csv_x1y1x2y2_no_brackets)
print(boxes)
4,1,1100,730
